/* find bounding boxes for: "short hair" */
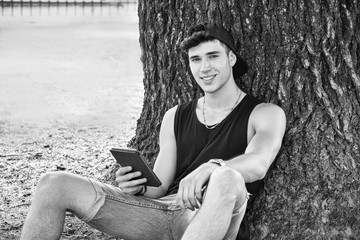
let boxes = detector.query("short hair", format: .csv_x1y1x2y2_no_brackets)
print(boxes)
180,30,231,54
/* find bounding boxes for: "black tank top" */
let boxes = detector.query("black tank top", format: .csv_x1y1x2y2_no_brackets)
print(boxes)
167,94,264,240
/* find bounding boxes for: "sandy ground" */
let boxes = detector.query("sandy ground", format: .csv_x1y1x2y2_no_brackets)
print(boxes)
0,5,143,239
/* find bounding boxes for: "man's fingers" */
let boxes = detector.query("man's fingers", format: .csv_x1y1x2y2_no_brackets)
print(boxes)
118,177,147,188
181,186,188,208
116,166,132,177
115,167,147,195
181,182,198,210
194,184,204,205
115,169,141,184
178,180,191,209
119,185,142,194
187,186,198,210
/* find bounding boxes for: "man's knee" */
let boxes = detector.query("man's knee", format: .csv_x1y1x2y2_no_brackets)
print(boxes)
37,171,70,190
35,172,91,202
34,172,71,200
208,167,247,204
34,172,96,211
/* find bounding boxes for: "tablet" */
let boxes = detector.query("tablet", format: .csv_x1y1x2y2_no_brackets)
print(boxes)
110,148,162,187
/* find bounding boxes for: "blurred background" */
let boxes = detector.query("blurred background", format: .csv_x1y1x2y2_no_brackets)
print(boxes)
0,0,143,132
0,3,143,237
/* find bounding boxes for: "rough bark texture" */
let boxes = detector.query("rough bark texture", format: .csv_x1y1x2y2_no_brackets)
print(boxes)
130,0,360,238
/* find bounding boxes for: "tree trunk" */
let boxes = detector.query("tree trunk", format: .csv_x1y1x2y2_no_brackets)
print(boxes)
131,0,360,238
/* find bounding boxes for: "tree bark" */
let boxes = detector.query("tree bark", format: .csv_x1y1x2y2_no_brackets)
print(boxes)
131,0,360,238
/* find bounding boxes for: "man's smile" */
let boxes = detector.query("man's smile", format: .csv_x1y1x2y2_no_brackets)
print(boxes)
200,74,217,82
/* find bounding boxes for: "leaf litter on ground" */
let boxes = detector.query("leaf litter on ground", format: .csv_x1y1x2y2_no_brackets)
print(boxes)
0,123,133,239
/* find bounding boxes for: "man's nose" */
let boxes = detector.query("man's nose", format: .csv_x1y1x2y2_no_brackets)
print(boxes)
200,59,211,72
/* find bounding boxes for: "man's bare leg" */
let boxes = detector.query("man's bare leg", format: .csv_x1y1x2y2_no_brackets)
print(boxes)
181,167,247,240
20,172,97,240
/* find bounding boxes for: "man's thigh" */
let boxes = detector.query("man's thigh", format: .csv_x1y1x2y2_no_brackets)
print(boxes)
82,179,192,240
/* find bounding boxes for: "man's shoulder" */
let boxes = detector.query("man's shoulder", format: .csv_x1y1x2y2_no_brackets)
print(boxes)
163,99,198,121
175,99,198,114
253,102,284,115
164,105,178,119
250,102,286,129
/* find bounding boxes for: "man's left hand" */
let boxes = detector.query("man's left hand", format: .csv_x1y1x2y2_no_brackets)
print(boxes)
175,162,219,211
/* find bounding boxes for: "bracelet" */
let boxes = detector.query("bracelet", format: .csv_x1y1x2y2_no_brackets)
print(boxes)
209,159,226,167
135,185,147,196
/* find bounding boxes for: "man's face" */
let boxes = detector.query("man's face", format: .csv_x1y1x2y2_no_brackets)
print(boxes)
188,39,236,94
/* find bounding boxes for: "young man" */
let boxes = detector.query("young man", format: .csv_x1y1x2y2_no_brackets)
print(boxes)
20,22,286,240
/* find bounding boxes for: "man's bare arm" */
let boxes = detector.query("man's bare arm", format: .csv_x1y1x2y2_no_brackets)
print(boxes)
144,106,178,198
224,103,286,183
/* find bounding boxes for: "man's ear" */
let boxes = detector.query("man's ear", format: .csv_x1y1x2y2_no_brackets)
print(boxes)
229,51,237,67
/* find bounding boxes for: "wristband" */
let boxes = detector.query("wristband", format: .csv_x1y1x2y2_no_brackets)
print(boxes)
135,185,147,196
209,159,225,167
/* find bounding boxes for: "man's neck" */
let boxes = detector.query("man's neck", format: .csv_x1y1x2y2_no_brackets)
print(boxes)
204,82,242,111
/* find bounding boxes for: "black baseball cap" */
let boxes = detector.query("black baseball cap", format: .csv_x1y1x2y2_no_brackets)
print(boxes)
182,22,249,77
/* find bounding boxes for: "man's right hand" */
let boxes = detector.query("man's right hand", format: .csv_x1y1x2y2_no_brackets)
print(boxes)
115,166,147,195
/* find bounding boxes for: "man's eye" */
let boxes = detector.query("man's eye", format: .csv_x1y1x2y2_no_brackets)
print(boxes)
209,55,218,59
191,58,200,62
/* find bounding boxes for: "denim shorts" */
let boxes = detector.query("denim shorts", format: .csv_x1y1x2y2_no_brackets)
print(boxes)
81,178,248,240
